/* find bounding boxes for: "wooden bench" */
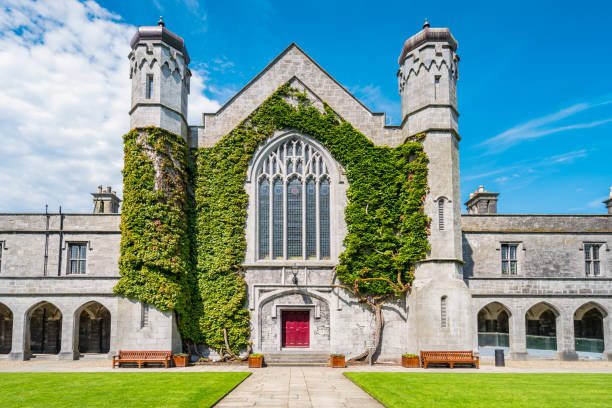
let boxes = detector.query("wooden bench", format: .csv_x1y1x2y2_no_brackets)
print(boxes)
420,351,479,369
112,351,172,368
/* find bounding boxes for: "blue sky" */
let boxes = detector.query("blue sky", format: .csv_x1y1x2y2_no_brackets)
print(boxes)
1,0,610,214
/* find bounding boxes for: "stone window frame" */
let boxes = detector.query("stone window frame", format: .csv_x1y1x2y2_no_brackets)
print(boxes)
245,130,347,265
0,240,4,273
583,242,608,277
497,241,524,276
440,296,448,328
64,241,91,275
140,303,150,328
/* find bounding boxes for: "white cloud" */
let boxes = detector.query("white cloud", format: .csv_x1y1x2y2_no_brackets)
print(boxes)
188,68,221,125
349,84,401,125
0,0,219,212
464,149,589,183
480,100,612,152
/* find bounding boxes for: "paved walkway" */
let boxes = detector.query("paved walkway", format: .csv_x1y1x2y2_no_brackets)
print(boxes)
215,366,382,408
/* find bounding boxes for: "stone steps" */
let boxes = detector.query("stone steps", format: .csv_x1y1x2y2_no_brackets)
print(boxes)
264,352,330,366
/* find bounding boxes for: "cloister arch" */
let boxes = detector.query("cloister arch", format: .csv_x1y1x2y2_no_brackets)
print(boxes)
525,302,559,352
75,301,111,354
27,301,62,355
0,302,13,354
574,302,607,354
477,302,511,348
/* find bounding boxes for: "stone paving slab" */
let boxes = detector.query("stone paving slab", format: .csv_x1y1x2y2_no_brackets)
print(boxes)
214,367,383,408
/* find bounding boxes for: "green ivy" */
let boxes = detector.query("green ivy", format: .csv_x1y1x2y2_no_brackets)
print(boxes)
115,127,200,340
118,84,429,354
195,84,429,353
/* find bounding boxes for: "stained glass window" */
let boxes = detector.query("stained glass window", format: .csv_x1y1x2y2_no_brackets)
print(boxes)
319,178,330,259
258,179,270,259
273,178,284,259
256,137,332,260
306,178,317,259
287,177,302,258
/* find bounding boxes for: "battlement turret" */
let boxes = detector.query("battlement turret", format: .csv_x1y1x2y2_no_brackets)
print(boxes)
128,17,191,139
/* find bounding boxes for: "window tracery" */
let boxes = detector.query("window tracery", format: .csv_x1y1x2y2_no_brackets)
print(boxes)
256,138,331,260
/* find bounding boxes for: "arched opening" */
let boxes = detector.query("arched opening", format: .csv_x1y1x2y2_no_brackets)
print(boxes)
526,303,558,352
477,302,510,349
77,302,111,354
0,302,13,354
574,303,606,354
252,134,336,262
28,302,62,354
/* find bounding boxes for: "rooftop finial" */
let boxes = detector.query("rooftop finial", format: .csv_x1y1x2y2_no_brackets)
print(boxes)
423,18,430,29
158,16,165,27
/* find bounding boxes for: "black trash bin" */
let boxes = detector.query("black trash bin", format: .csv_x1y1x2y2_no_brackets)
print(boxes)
495,349,505,367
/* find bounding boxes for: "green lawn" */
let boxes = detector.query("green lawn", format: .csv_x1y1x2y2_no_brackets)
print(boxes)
345,372,612,408
0,372,250,408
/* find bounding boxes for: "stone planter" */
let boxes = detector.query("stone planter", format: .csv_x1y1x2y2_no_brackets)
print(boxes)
330,355,345,368
248,355,263,368
401,355,420,368
172,354,189,367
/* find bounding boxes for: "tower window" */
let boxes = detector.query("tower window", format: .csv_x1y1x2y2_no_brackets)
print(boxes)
438,199,445,231
146,74,154,99
256,138,331,261
585,244,601,276
434,75,441,100
441,296,448,328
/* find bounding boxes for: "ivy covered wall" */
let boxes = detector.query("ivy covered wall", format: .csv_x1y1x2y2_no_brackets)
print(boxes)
115,127,200,340
118,83,429,354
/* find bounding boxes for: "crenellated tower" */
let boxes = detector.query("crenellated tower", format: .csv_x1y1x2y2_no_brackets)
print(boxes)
128,17,191,140
398,19,461,261
399,20,474,353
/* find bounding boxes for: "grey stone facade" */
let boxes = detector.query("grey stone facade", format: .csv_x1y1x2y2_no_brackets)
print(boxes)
0,20,610,362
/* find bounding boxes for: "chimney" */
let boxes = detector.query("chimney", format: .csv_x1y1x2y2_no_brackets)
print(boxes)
604,187,612,215
92,185,121,214
465,185,500,214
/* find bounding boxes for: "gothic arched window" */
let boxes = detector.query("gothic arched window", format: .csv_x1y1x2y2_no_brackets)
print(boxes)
256,137,331,260
438,198,445,231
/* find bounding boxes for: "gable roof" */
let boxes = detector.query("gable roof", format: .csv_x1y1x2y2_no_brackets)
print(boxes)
191,43,403,148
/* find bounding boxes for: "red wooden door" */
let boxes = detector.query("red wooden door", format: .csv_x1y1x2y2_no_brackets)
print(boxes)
282,311,310,347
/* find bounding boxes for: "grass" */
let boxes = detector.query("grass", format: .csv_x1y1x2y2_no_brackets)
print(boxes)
0,372,250,408
345,372,612,408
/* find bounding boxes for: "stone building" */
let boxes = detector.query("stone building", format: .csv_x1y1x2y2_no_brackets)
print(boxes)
0,20,610,362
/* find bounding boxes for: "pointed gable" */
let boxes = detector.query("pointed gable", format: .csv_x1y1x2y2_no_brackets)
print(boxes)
191,44,403,148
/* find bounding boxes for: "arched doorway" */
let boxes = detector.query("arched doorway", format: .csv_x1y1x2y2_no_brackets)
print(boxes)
0,302,12,354
28,302,62,354
574,303,606,354
77,302,111,354
526,303,558,352
477,302,510,348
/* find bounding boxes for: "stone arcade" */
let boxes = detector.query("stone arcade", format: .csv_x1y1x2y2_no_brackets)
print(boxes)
0,20,611,362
